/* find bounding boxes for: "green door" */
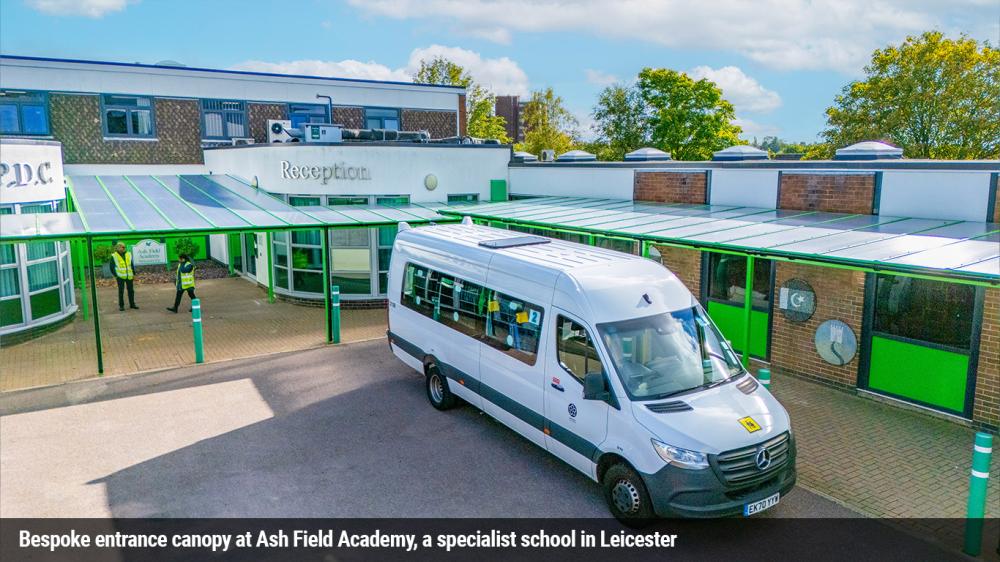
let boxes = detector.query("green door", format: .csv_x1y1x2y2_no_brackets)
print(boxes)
704,253,772,359
862,275,978,416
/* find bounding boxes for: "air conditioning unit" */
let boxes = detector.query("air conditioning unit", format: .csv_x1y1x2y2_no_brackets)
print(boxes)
232,137,255,146
267,120,299,143
540,149,556,162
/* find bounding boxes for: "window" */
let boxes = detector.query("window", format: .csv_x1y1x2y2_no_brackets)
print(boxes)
873,275,975,350
594,236,637,254
201,99,247,139
556,316,605,383
375,196,409,294
0,90,49,135
400,262,545,365
101,95,155,137
707,253,771,309
365,107,400,130
447,194,480,204
328,196,370,206
288,103,329,128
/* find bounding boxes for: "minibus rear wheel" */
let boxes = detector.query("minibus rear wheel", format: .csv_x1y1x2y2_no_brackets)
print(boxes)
425,365,458,410
602,463,655,526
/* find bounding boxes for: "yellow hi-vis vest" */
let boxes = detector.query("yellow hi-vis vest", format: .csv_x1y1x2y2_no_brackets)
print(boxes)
112,251,133,280
178,264,196,289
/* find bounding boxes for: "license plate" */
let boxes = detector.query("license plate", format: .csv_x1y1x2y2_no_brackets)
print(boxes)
744,492,780,516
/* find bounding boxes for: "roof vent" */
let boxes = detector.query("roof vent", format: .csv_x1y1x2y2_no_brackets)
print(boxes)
556,149,597,162
646,401,693,413
834,141,903,160
513,150,538,162
154,60,187,67
712,145,769,161
624,147,671,161
479,236,552,249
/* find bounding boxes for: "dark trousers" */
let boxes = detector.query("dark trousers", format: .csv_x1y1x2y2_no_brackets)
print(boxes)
116,278,135,308
172,288,197,310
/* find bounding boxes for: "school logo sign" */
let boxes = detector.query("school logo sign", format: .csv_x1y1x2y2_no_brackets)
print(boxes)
132,239,167,266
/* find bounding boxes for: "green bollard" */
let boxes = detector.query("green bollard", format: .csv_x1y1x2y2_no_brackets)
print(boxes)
757,368,771,389
964,432,993,556
331,286,341,344
192,298,204,363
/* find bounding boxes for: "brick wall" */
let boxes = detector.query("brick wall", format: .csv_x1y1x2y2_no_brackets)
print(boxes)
992,174,999,223
332,107,364,129
973,288,999,429
458,94,467,137
401,109,458,138
247,103,287,144
769,262,866,389
51,94,203,164
634,171,708,204
495,95,520,142
778,173,875,214
653,245,702,295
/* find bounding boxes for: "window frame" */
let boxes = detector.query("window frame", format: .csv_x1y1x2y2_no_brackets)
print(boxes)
200,99,248,140
364,107,400,131
555,314,606,384
704,252,773,312
100,94,157,138
447,193,480,204
288,103,330,128
0,90,50,136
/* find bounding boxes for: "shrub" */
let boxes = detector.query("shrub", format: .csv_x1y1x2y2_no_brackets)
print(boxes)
93,244,115,263
173,237,200,259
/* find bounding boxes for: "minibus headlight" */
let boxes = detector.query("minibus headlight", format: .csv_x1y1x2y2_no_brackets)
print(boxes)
651,439,709,470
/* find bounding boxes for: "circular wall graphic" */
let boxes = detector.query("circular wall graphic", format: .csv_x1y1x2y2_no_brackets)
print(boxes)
424,174,438,191
814,319,857,366
779,278,816,322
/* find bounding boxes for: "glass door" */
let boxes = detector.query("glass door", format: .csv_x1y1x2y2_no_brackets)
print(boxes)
243,233,257,277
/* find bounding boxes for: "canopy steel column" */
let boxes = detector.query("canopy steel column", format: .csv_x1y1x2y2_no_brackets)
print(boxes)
265,232,275,303
322,227,333,343
75,240,89,321
85,237,103,375
742,256,755,368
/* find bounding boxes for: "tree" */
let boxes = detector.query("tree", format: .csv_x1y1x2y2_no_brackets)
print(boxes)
822,32,999,159
412,56,511,143
515,87,578,156
752,136,828,157
636,68,742,160
590,84,648,161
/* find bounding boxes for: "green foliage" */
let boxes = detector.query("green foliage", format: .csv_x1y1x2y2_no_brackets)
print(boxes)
412,56,510,143
590,84,649,161
637,68,742,160
515,87,578,157
173,237,200,260
752,136,830,159
822,31,999,159
92,244,114,263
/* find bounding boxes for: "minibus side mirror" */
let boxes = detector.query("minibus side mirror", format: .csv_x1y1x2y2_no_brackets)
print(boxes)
583,372,610,402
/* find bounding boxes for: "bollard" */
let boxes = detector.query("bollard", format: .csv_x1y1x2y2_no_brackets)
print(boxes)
192,298,204,363
757,368,771,389
963,432,993,556
331,286,341,344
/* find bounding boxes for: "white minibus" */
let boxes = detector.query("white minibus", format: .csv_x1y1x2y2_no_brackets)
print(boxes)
386,220,795,523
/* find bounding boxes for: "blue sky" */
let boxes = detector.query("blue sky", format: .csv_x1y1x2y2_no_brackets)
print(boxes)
1,0,996,142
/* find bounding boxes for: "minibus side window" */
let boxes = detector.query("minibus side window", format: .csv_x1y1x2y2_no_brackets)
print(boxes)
401,263,435,318
434,271,487,338
556,316,605,383
484,290,544,366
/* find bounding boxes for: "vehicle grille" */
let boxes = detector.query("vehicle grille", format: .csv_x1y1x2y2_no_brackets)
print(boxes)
711,432,790,488
645,400,693,413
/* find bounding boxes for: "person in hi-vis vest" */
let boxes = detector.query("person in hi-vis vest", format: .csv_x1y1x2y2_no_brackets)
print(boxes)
167,254,197,313
110,242,138,311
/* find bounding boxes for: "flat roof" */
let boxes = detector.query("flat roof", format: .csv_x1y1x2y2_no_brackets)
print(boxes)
438,197,1000,286
0,174,452,241
509,160,1000,171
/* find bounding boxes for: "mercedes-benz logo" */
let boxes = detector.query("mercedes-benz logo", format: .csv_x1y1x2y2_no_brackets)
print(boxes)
755,448,771,470
568,404,578,418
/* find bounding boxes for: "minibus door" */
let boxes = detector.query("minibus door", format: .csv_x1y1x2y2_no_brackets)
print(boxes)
544,311,610,475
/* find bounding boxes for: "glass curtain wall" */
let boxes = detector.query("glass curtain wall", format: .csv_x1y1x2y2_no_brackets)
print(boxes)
0,201,76,333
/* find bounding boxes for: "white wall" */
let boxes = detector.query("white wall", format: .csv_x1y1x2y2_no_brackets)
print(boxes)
508,167,635,199
204,144,509,203
878,170,994,221
208,234,228,265
0,58,462,111
0,140,65,205
709,169,779,208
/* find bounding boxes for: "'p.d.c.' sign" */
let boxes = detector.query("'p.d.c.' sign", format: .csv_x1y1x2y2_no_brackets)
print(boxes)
131,239,167,265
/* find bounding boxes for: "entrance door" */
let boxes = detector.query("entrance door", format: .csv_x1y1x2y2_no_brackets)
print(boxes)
861,274,979,417
703,253,773,359
242,233,257,277
544,311,610,475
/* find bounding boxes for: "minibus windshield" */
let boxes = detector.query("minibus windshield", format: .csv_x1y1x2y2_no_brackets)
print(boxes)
597,307,745,401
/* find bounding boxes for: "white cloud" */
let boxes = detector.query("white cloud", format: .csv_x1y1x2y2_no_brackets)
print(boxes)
346,0,997,73
688,66,781,113
27,0,134,17
232,45,529,96
733,116,781,139
585,69,619,87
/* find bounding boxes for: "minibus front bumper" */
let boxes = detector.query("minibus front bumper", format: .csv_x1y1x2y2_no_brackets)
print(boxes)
641,435,797,518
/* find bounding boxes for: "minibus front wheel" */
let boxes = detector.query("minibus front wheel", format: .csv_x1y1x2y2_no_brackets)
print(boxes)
425,364,458,410
602,463,655,527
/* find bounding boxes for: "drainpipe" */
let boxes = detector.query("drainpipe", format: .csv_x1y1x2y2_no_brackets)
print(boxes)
316,94,333,124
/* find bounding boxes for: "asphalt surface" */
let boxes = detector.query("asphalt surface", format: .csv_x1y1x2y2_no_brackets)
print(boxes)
0,340,968,560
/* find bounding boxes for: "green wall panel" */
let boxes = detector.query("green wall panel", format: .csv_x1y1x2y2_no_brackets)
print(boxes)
868,336,969,414
0,298,24,327
490,179,508,202
707,301,769,358
29,289,61,320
